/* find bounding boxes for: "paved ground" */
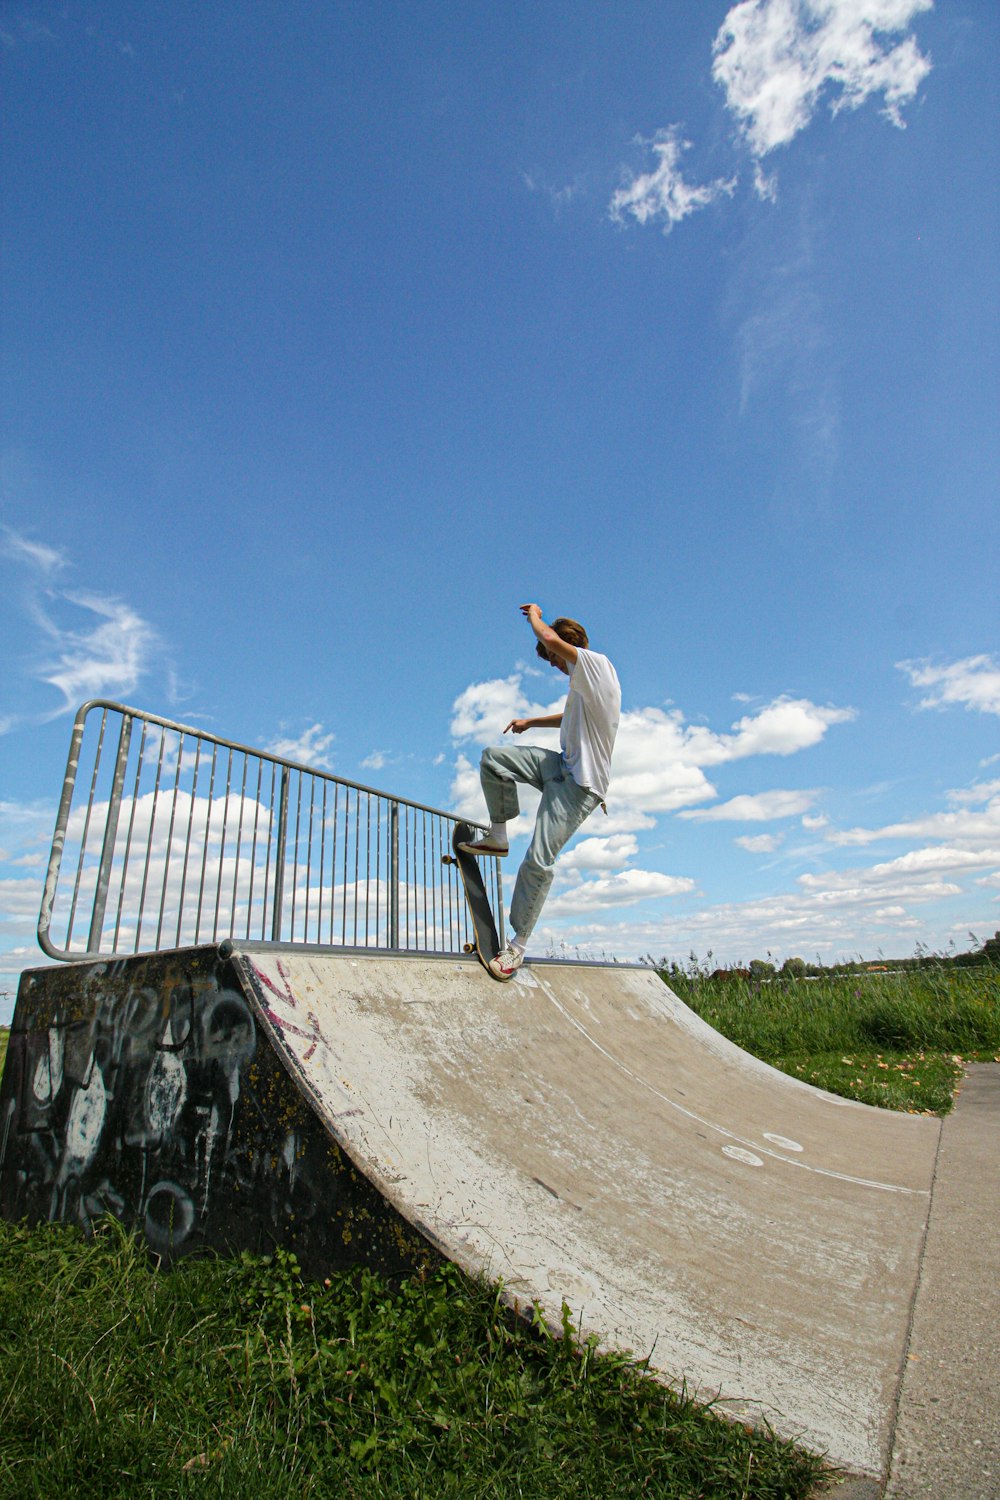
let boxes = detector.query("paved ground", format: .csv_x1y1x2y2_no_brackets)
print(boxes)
883,1063,1000,1500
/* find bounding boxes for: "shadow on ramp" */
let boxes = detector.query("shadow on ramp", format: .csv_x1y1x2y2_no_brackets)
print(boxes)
0,943,940,1480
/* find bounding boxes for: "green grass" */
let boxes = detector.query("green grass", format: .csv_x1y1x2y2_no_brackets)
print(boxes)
662,965,1000,1115
0,1029,7,1075
0,1219,824,1499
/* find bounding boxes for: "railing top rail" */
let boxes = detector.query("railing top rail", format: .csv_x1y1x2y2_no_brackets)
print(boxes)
66,699,464,823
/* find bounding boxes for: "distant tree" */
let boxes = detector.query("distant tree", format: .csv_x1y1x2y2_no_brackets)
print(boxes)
780,956,807,978
749,959,776,979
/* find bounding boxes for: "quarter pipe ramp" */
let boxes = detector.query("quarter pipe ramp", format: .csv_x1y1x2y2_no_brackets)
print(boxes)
0,943,940,1477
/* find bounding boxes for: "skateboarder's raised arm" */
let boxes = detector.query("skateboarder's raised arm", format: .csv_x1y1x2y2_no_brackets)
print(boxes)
520,602,578,669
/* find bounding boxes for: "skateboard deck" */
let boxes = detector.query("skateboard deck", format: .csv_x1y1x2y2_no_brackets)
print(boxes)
444,822,502,977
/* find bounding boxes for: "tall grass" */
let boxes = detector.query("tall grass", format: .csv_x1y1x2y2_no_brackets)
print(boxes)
662,966,999,1113
0,1219,824,1499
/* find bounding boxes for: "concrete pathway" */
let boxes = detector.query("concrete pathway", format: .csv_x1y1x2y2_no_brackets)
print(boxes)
883,1063,1000,1499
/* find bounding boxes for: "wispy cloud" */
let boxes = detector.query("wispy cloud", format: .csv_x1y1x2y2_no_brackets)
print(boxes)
1,527,65,574
679,789,819,822
545,868,696,917
898,654,1000,718
41,591,158,711
736,832,785,853
610,128,736,233
826,782,1000,850
713,0,933,161
2,528,161,723
266,723,335,771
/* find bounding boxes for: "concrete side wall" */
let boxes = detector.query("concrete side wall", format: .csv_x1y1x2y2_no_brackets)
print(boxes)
0,949,433,1279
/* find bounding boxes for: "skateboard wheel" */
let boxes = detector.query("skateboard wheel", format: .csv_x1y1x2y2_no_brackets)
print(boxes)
463,943,475,954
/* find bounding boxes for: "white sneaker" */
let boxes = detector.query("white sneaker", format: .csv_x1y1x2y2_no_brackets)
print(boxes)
457,837,509,857
489,944,523,981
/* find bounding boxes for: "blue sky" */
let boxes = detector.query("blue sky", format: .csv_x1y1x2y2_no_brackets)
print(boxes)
2,0,998,1016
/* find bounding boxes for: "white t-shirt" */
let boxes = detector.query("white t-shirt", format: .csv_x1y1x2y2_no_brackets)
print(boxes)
560,648,621,799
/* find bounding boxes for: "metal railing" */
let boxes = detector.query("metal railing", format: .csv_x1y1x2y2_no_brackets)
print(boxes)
38,701,504,963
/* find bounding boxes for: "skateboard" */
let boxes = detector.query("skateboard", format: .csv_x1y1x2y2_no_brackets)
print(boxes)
443,822,502,978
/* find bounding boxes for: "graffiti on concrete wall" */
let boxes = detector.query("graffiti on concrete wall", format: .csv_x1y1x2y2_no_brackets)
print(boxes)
0,949,436,1278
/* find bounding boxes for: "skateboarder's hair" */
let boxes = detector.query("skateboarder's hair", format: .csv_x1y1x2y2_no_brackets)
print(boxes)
536,617,589,659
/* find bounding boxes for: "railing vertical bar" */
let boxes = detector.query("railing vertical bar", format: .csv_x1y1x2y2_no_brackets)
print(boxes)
444,818,456,950
364,795,372,944
341,786,349,946
211,748,234,942
137,723,169,948
155,731,185,950
404,804,412,949
271,766,289,943
289,772,303,942
193,743,219,945
352,789,360,946
176,739,203,947
88,714,133,954
421,810,429,950
318,780,328,945
304,777,316,944
230,753,249,940
374,797,382,945
389,801,399,950
245,758,265,941
38,706,97,958
112,719,147,951
334,780,341,942
67,708,109,950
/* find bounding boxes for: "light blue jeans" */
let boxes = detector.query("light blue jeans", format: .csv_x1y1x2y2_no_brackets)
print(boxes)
479,744,601,944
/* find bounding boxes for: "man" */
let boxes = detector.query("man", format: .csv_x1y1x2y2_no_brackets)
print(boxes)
460,602,621,980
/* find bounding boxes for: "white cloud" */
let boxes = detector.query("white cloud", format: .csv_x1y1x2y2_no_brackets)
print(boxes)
827,786,1000,849
610,128,736,233
612,696,851,816
361,751,387,772
559,834,640,873
721,696,856,757
736,832,785,852
266,722,335,771
898,655,1000,718
446,674,853,832
679,789,818,822
946,779,1000,807
866,845,1000,878
41,590,158,710
712,0,933,158
1,527,65,574
450,676,564,745
2,528,162,719
545,868,696,917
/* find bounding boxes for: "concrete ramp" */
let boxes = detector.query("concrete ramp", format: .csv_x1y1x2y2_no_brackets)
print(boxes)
235,946,939,1476
0,945,941,1478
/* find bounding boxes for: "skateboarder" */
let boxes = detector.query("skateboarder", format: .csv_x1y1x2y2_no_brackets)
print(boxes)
460,603,621,980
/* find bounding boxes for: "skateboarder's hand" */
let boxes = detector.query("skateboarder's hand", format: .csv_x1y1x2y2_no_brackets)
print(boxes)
520,602,543,623
504,718,530,734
